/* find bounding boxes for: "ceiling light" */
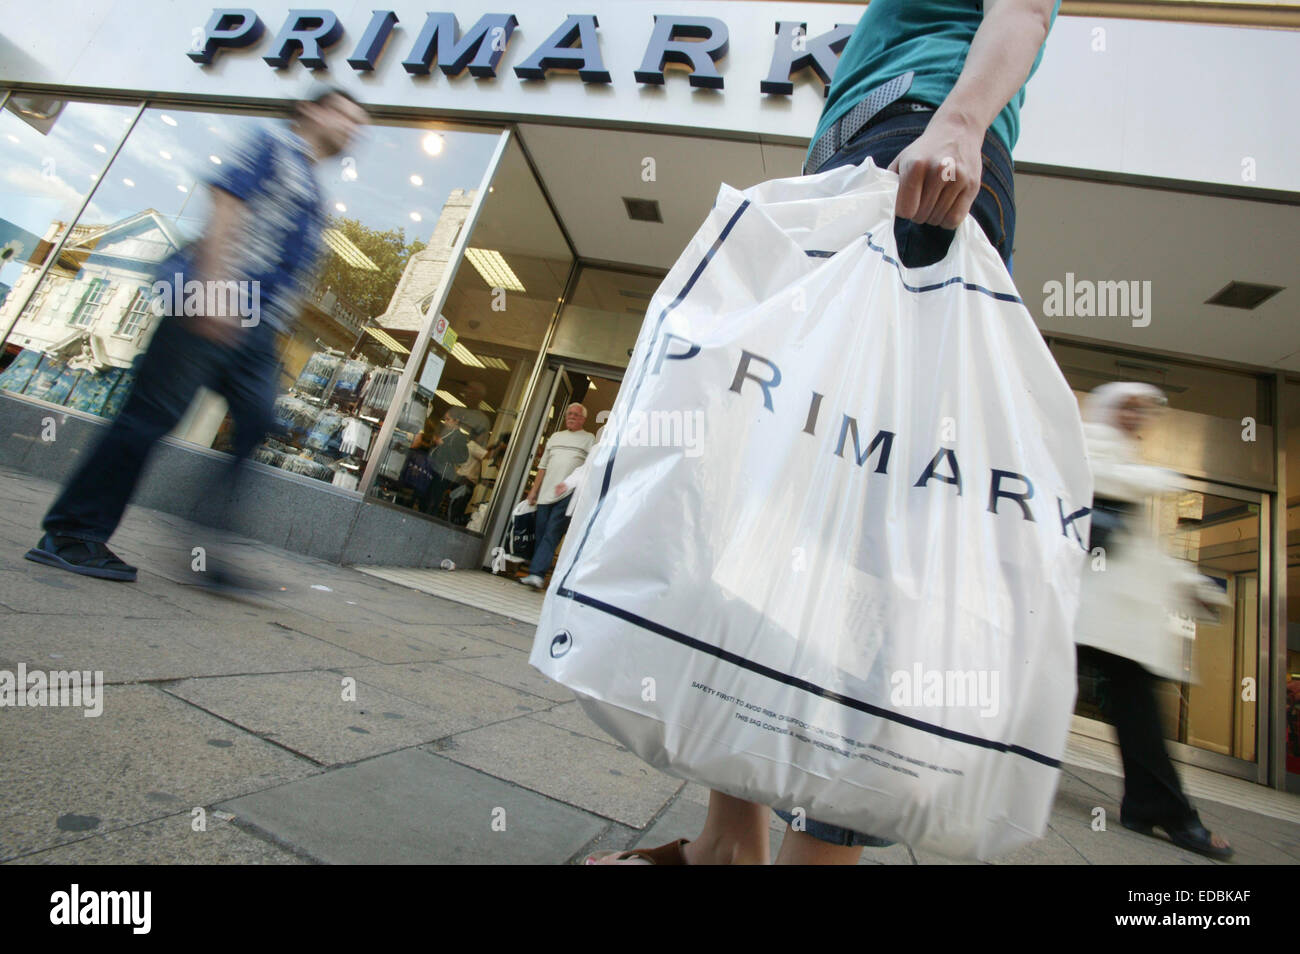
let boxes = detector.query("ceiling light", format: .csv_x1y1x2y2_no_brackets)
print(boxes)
409,174,423,186
478,400,495,412
363,326,409,354
89,174,98,181
588,381,597,391
334,202,346,212
209,154,222,165
159,150,172,160
477,355,510,371
160,114,178,126
342,165,358,181
464,248,525,292
451,342,484,368
5,135,18,143
434,389,464,407
177,184,188,192
422,132,444,156
410,212,422,222
122,178,135,187
93,143,106,153
321,228,380,270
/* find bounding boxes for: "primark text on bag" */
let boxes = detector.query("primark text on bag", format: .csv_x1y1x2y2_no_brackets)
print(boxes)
531,160,1094,859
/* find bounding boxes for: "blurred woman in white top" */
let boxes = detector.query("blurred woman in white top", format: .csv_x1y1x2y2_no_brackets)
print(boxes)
1075,382,1232,859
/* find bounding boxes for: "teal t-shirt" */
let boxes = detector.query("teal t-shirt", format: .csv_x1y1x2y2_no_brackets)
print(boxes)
809,0,1060,161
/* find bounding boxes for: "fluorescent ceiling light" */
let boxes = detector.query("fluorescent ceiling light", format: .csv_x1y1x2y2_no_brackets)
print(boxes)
477,355,510,371
322,229,380,271
478,400,495,413
434,390,464,407
451,342,483,368
464,248,525,292
363,326,409,354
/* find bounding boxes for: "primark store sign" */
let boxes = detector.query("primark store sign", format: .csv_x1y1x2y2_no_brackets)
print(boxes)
187,8,853,95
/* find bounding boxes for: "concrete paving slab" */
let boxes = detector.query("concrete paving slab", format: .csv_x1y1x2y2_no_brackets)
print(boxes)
528,700,626,747
0,685,316,861
1049,810,1217,865
8,811,310,865
442,650,576,704
350,661,552,731
0,566,193,620
163,669,461,766
217,748,607,864
0,613,374,683
265,613,507,665
451,621,539,653
431,715,683,828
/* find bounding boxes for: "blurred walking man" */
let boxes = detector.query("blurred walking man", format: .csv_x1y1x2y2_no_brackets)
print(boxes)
26,86,367,582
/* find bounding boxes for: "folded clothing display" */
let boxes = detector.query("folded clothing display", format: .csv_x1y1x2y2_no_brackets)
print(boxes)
305,409,345,454
295,352,341,400
331,359,369,406
280,452,334,482
273,394,318,443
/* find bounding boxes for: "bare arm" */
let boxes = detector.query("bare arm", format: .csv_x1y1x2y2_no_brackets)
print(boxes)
890,0,1055,228
190,187,248,343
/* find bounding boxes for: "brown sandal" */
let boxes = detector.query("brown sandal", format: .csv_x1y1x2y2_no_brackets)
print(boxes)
584,838,690,865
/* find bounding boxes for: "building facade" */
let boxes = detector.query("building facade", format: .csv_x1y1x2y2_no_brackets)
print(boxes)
0,0,1297,793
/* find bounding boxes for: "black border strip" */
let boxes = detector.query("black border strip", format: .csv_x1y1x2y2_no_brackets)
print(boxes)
554,196,1058,770
555,586,1061,769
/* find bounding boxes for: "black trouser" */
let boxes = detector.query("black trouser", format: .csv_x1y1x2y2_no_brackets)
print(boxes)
43,315,279,543
1077,646,1197,827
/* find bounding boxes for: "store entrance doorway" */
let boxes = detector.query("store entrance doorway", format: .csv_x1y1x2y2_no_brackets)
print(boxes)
486,357,622,579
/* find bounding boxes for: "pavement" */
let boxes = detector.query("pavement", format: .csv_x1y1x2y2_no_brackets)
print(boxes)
1,464,1298,865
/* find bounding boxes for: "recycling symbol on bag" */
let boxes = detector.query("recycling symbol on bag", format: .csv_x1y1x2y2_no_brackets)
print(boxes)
549,630,573,658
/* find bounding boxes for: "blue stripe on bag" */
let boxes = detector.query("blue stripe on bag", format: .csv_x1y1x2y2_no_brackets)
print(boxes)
555,197,1057,770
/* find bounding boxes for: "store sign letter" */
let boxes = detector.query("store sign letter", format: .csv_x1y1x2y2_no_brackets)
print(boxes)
514,14,610,83
762,21,853,96
187,8,265,64
634,15,729,89
401,13,519,77
263,9,345,69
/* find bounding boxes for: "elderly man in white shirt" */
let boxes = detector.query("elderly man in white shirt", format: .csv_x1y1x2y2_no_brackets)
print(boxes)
520,403,596,588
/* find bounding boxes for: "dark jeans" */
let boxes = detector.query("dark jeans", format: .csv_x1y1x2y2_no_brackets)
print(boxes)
777,109,1017,850
42,315,279,543
528,497,572,577
1077,646,1197,827
813,109,1017,273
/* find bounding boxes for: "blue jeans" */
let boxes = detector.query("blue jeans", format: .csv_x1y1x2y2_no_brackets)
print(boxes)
528,497,572,576
43,315,280,543
775,110,1017,849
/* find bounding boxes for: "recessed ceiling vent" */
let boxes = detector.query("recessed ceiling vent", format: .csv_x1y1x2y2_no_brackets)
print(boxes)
623,197,662,223
1205,281,1284,310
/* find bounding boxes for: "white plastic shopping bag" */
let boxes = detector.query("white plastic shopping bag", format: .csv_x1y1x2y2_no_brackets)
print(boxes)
530,159,1093,859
